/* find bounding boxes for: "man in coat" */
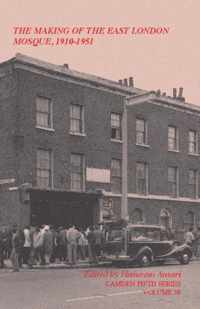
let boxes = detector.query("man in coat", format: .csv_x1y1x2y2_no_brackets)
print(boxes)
66,225,80,267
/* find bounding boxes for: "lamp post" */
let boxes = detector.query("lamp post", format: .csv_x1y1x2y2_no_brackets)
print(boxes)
121,92,154,221
121,100,128,220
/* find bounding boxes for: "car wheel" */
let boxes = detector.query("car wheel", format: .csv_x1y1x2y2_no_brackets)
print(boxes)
139,254,151,267
178,252,190,265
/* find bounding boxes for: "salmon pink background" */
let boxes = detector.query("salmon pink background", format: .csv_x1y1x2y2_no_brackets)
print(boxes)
0,0,200,105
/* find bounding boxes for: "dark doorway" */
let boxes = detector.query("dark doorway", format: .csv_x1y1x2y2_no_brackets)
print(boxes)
30,189,99,228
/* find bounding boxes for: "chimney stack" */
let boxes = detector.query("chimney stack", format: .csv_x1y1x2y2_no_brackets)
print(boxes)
156,89,161,96
63,63,69,69
178,87,183,98
123,78,128,87
129,77,134,87
118,79,123,85
173,88,177,98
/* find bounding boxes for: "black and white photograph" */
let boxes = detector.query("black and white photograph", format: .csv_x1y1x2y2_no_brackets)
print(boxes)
0,1,200,308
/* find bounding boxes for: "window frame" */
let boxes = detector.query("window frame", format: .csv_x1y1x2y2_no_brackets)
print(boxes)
70,104,85,135
111,158,122,193
168,166,179,197
36,96,53,129
188,130,198,155
36,148,53,188
136,162,149,195
70,153,85,192
184,211,195,229
188,169,198,199
111,112,122,141
168,126,179,152
136,118,148,146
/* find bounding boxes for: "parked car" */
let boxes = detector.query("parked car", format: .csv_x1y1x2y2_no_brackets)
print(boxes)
102,222,192,267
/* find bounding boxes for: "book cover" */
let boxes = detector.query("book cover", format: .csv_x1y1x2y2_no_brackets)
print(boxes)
0,1,199,308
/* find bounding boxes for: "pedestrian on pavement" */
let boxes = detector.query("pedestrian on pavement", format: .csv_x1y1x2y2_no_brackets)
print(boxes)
0,226,10,268
43,226,54,264
93,225,103,262
10,226,21,272
22,226,32,265
57,226,67,262
17,228,25,268
77,229,88,260
87,226,98,264
184,227,195,247
194,226,200,258
0,227,4,268
31,226,44,265
5,227,12,259
50,226,57,263
36,225,46,265
66,225,80,267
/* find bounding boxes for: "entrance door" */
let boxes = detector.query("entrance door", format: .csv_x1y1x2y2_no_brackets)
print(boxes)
30,190,98,228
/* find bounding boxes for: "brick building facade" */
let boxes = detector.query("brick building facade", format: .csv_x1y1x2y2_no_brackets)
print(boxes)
0,54,200,235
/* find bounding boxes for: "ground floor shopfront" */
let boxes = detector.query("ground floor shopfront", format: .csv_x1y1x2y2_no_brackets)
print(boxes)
1,186,200,234
0,187,102,228
29,189,101,228
104,194,200,240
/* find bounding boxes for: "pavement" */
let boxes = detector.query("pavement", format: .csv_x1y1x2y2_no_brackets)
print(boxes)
1,257,199,272
0,258,111,271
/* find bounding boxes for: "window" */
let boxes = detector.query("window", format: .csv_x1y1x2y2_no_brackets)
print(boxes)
184,211,195,230
168,167,178,197
111,159,122,193
136,119,147,145
70,104,84,134
188,130,198,154
70,154,85,191
36,96,52,129
136,162,148,194
160,209,172,229
188,169,198,198
168,126,179,151
130,208,144,224
111,113,122,140
36,149,52,188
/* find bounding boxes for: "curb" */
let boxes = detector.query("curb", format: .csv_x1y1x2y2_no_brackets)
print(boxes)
1,259,199,272
0,260,110,271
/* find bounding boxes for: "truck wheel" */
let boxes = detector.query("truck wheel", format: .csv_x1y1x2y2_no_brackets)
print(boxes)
139,254,151,267
178,252,190,265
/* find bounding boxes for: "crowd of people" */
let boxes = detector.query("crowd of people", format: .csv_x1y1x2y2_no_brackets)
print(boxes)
1,224,200,272
0,224,104,271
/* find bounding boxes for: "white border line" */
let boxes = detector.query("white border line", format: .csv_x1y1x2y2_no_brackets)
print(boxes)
65,290,143,303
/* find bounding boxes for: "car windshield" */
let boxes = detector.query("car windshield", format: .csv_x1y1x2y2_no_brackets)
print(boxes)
129,228,161,241
107,229,124,241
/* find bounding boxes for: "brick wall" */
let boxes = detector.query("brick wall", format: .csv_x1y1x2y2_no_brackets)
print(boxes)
15,69,124,191
0,70,18,182
0,188,29,227
127,102,200,197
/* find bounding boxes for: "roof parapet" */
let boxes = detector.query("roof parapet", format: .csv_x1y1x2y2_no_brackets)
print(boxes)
126,91,200,114
11,53,143,95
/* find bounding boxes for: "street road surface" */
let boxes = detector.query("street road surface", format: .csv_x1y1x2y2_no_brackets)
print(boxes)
0,262,199,309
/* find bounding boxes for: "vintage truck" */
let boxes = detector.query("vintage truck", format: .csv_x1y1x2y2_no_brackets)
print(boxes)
102,221,192,267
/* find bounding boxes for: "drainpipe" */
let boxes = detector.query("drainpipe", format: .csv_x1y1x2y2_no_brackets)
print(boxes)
121,92,155,222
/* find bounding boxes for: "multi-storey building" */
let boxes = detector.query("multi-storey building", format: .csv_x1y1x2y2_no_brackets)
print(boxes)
0,54,200,236
126,92,200,237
